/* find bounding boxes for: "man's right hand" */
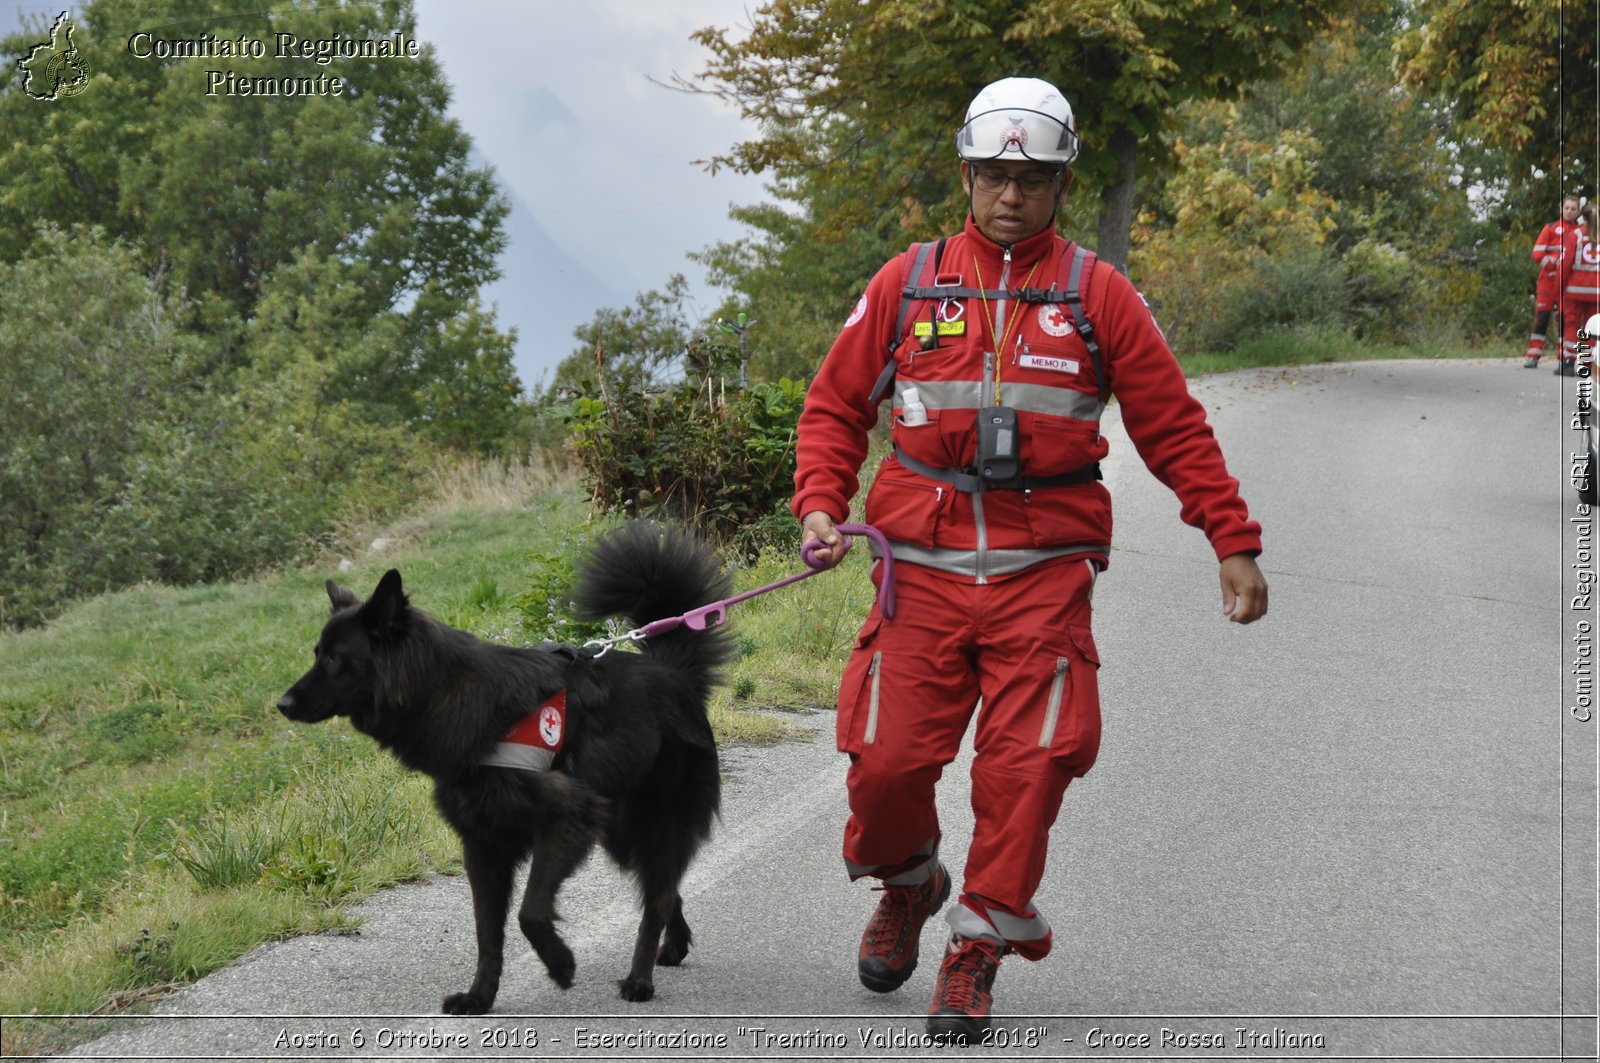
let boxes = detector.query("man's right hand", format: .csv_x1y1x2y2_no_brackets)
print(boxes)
801,511,846,569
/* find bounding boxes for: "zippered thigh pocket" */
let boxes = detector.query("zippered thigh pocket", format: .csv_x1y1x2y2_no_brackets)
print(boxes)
836,615,883,754
1037,656,1070,748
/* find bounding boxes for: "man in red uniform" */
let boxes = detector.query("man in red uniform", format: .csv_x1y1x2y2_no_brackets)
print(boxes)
1559,202,1599,375
1527,195,1584,369
793,77,1269,1042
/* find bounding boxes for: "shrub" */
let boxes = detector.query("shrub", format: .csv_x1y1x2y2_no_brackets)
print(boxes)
512,526,621,645
1340,237,1419,342
557,355,806,558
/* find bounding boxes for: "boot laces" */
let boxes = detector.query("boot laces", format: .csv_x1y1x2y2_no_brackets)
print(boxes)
865,881,925,951
936,937,1004,1010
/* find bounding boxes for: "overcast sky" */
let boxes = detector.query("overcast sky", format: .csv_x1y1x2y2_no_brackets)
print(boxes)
410,0,775,385
413,0,769,298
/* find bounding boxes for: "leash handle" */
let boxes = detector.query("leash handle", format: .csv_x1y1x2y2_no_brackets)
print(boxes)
629,523,896,644
804,523,895,619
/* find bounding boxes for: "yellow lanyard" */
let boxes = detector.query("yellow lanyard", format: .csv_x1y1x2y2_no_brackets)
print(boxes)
973,255,1039,406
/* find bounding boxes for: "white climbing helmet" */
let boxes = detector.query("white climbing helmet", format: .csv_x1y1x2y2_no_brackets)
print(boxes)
956,77,1080,167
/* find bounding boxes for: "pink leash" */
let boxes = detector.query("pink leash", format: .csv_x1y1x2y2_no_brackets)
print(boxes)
615,523,894,646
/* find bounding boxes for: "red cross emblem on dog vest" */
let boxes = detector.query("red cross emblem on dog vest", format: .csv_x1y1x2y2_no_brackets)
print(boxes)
481,690,566,772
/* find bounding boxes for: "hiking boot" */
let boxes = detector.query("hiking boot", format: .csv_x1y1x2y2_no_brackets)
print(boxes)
1524,357,1540,368
857,862,951,992
1556,360,1578,376
926,933,1008,1043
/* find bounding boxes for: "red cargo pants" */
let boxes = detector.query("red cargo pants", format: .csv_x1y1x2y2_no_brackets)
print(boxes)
836,555,1103,960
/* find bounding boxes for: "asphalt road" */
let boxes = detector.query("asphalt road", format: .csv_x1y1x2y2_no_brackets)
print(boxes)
55,360,1596,1062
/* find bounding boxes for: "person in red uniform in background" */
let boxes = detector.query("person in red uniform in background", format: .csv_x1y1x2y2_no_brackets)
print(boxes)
1527,194,1584,369
1558,202,1600,376
793,77,1269,1043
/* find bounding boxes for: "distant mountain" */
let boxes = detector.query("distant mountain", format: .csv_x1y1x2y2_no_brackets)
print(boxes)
474,154,630,394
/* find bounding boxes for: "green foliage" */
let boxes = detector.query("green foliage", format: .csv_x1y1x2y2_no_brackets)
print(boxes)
0,1,522,626
1133,8,1524,352
716,538,879,713
1339,237,1418,342
513,526,621,645
695,174,930,382
1395,0,1597,205
1447,230,1541,344
83,702,186,765
0,226,433,629
684,0,1362,303
0,500,563,980
113,925,182,985
169,819,280,893
0,0,514,400
546,274,711,398
558,365,805,557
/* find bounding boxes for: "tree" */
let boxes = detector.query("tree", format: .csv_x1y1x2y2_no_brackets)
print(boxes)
1131,114,1339,350
692,134,931,381
0,228,351,627
0,0,516,423
1129,5,1493,350
682,0,1362,273
545,275,726,397
1394,0,1599,203
1221,6,1468,256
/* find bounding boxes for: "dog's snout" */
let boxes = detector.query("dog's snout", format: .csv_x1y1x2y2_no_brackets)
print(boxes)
275,694,295,714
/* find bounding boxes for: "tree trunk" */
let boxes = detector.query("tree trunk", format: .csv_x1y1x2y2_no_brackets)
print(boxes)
1095,126,1139,274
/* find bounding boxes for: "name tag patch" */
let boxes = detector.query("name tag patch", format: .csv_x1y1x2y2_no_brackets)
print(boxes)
913,320,967,337
1019,353,1079,375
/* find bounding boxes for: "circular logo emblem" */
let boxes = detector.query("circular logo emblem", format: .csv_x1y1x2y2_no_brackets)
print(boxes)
538,705,563,747
845,293,867,328
1000,120,1029,152
1038,303,1073,338
46,49,90,99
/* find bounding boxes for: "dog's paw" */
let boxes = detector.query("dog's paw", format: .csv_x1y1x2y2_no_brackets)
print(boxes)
544,950,575,990
442,991,493,1015
657,938,690,967
618,975,655,1002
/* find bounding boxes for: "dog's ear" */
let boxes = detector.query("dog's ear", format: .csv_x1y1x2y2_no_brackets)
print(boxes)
325,580,362,612
365,569,409,635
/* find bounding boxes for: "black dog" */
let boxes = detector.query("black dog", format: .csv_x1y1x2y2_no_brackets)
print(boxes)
275,522,732,1013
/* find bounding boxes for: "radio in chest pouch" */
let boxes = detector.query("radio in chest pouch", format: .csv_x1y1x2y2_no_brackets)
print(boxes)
977,406,1019,483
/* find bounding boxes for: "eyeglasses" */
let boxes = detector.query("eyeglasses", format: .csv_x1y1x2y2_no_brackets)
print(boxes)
971,167,1063,199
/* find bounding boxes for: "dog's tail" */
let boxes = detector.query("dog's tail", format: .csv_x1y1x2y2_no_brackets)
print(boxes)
570,521,735,700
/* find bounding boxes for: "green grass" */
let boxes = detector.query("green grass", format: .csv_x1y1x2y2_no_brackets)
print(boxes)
1176,325,1490,377
0,477,871,1054
717,543,878,720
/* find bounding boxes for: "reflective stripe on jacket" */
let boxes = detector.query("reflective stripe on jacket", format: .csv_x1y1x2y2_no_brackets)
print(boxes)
793,216,1263,582
1566,235,1600,300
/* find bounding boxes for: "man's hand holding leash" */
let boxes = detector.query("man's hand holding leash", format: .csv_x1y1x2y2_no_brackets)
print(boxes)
802,511,848,569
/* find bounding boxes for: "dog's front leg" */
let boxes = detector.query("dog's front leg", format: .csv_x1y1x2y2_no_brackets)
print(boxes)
442,838,514,1015
517,816,596,989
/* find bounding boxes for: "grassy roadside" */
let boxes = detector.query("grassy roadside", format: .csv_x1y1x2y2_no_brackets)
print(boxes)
1175,327,1492,377
0,337,1494,1053
0,460,876,1055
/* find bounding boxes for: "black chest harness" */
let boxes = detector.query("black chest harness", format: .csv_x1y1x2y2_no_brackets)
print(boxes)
868,238,1108,493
